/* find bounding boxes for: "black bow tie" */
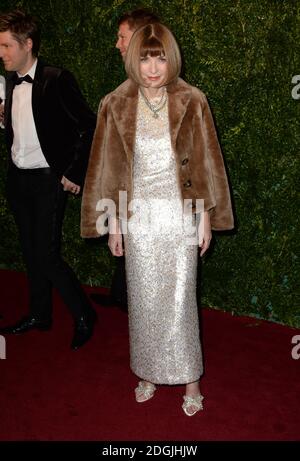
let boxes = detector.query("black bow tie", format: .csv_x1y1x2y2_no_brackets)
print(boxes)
14,74,34,85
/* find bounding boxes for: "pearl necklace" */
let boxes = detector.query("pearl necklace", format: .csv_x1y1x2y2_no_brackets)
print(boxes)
139,87,167,118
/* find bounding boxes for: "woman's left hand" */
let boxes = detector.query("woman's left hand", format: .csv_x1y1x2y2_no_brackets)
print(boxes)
198,211,212,257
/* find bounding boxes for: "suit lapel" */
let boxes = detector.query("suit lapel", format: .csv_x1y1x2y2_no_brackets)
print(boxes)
2,73,16,151
4,74,14,130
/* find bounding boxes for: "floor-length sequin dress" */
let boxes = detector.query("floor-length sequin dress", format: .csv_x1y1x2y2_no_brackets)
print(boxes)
124,91,203,384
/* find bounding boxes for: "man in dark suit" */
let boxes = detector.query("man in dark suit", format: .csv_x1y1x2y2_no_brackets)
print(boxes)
0,10,97,349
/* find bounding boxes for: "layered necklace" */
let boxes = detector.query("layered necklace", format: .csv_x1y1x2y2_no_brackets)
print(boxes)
139,87,167,119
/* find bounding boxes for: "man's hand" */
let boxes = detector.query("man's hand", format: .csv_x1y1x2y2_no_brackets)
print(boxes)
61,176,81,195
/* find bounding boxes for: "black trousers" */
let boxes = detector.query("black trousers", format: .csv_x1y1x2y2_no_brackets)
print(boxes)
7,166,90,322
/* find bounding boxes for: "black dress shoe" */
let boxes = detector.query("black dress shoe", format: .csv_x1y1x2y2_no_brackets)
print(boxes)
90,292,128,312
0,315,52,334
71,310,97,350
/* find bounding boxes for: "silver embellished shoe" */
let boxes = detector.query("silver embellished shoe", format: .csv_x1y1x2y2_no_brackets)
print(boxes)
182,394,204,416
135,381,157,403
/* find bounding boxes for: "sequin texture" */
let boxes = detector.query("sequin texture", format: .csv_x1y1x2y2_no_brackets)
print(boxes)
124,92,203,385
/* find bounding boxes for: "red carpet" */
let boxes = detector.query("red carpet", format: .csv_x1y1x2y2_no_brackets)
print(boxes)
0,270,299,441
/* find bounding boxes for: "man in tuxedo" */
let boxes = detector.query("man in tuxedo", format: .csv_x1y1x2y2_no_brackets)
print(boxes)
0,10,97,349
90,8,160,311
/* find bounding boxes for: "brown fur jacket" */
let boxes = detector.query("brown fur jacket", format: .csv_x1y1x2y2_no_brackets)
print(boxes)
81,78,234,237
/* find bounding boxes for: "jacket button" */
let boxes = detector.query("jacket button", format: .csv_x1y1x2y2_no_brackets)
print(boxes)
183,180,192,188
181,158,189,166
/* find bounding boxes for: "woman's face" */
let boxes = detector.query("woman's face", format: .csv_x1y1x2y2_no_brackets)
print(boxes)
139,54,168,88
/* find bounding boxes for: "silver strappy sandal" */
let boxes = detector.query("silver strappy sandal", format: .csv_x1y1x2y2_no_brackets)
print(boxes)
182,394,204,416
135,381,157,403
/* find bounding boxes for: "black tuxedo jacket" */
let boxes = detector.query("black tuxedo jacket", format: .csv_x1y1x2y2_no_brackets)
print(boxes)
4,59,96,185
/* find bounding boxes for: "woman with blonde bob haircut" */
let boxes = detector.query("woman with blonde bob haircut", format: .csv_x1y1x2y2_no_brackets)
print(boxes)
125,22,181,86
81,22,234,416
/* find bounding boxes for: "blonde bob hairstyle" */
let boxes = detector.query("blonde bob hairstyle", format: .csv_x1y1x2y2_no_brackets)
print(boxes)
125,22,181,87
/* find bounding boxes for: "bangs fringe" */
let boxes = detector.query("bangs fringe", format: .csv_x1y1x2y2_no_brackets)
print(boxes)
140,36,165,57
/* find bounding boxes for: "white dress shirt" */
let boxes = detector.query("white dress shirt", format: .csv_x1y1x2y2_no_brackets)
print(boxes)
11,59,49,169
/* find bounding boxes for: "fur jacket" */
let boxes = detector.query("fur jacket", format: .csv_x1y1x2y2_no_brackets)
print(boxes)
81,78,234,237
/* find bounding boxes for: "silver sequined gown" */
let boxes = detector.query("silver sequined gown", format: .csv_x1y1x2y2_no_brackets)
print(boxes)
123,92,203,385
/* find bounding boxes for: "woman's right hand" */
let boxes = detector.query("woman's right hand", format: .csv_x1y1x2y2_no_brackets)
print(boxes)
108,233,123,257
108,217,123,256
